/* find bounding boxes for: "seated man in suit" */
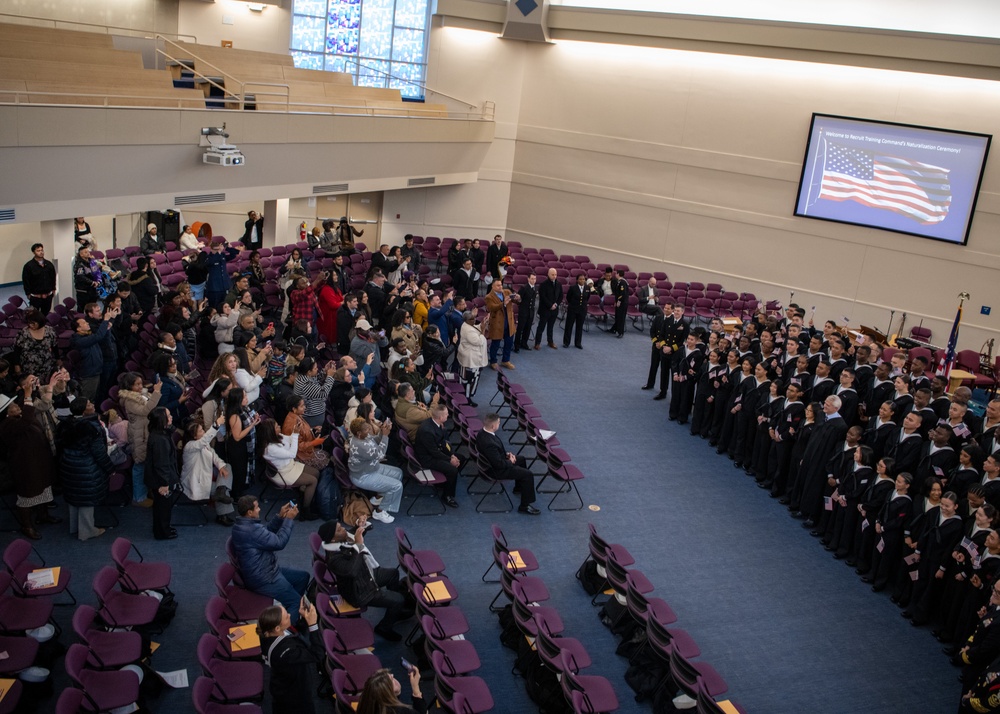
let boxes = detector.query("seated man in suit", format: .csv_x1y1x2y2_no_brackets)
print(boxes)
414,403,460,508
476,413,540,515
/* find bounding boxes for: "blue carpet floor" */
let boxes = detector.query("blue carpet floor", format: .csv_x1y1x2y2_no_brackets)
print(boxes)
6,320,958,713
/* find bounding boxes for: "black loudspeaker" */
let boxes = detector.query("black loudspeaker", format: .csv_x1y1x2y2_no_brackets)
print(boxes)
146,210,181,243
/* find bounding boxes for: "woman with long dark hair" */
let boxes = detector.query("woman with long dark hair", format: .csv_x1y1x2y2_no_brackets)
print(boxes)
259,417,319,520
257,602,323,714
357,667,427,714
145,406,180,540
225,387,260,498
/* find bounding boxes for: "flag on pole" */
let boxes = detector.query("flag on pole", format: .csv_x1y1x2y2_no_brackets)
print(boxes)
936,301,964,381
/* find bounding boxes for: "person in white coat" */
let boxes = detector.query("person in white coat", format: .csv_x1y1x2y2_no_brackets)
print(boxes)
180,413,235,526
260,418,319,520
457,309,489,406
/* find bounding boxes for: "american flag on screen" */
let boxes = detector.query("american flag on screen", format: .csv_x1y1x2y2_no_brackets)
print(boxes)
819,142,952,225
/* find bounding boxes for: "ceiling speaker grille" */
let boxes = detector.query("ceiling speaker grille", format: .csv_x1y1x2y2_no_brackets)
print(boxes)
408,177,436,187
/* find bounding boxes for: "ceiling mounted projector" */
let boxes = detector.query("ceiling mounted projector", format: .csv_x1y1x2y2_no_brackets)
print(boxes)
200,124,246,167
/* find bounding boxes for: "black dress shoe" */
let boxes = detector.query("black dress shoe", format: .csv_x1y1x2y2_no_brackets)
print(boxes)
155,533,179,541
641,385,653,390
802,519,816,528
910,619,926,627
901,611,913,620
824,545,836,552
845,559,857,567
809,530,822,537
215,515,235,527
512,486,521,494
778,497,790,505
467,400,478,407
653,394,666,400
832,552,844,559
575,345,583,350
789,511,804,519
890,595,901,604
860,576,874,584
942,646,958,656
854,568,868,576
513,348,520,354
757,482,772,490
442,497,459,509
518,505,541,515
732,461,743,469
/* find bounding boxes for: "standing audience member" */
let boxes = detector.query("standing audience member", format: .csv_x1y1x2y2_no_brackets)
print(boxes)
181,415,235,527
21,243,57,314
118,371,162,507
457,310,489,407
513,272,538,353
57,398,113,542
74,217,96,249
563,274,596,349
15,309,58,383
225,387,260,498
485,234,508,280
243,210,265,250
145,406,180,540
484,280,517,371
0,395,59,540
534,268,562,350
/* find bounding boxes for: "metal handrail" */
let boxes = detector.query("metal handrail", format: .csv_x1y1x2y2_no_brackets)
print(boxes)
332,53,481,110
0,89,204,110
156,35,246,109
0,88,486,119
0,13,197,41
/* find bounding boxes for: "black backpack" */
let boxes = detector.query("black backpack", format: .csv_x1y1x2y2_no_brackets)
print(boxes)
325,546,378,607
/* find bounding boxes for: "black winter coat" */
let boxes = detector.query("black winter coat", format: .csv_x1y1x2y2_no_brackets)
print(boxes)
57,415,114,507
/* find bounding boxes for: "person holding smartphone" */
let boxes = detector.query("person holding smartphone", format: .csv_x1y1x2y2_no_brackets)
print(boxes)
257,598,324,714
357,665,427,714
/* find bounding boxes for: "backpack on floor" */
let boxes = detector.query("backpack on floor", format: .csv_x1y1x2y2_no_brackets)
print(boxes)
624,648,668,702
578,560,606,596
526,663,571,714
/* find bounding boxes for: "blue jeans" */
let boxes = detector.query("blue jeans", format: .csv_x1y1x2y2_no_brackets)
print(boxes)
255,567,310,625
489,335,514,365
190,282,206,301
132,462,147,502
350,464,404,513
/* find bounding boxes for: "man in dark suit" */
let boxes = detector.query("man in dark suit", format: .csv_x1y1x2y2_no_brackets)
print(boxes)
563,274,596,349
414,404,460,508
370,244,400,280
485,234,509,280
513,272,538,353
534,268,562,350
336,293,360,355
242,210,264,250
610,270,630,337
476,413,539,514
453,258,477,302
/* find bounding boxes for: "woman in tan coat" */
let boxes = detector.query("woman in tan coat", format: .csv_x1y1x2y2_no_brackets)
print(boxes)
117,371,162,507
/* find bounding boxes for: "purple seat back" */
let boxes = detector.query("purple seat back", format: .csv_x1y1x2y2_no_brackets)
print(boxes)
92,566,120,601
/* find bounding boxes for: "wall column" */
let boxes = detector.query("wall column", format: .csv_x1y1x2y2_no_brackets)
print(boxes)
263,198,289,248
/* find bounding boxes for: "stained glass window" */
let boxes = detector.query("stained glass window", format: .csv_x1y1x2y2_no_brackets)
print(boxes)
291,0,431,100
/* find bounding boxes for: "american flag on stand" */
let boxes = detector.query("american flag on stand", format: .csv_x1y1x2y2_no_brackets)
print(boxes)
819,142,952,225
936,301,964,381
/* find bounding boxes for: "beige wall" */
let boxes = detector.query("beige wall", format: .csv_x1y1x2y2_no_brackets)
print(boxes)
0,0,178,35
177,0,291,55
405,25,1000,350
